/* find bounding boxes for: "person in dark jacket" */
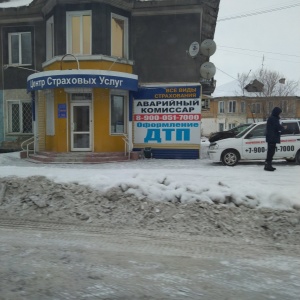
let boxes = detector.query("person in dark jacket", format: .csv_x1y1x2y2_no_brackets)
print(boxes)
265,107,284,171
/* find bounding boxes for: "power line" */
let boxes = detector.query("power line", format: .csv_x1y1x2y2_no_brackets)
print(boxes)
217,49,300,64
216,68,238,81
218,2,300,22
218,45,300,58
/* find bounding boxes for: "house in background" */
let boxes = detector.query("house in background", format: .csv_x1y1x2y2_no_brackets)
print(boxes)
201,96,300,136
0,0,220,159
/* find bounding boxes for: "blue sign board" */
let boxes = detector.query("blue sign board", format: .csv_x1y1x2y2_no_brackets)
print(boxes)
133,84,201,145
133,85,201,99
58,104,67,118
27,70,138,92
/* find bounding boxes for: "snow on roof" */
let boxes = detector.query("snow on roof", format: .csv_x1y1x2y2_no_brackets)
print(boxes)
212,80,248,98
0,0,33,8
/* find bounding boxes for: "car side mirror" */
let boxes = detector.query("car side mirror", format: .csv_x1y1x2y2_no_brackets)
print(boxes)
245,133,253,139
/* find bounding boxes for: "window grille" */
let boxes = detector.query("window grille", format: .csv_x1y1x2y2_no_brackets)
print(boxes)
7,100,32,133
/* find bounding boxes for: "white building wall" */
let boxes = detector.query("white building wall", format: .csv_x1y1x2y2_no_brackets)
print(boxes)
219,115,248,130
201,118,217,136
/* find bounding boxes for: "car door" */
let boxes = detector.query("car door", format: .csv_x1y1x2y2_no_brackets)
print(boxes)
242,124,267,160
274,121,300,159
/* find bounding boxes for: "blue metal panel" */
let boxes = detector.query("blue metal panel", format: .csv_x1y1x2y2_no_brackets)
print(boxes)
133,148,199,159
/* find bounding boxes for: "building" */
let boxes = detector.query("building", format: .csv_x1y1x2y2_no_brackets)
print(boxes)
201,96,300,136
0,0,220,159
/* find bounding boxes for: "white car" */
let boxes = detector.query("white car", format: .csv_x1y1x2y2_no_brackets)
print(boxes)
208,120,300,166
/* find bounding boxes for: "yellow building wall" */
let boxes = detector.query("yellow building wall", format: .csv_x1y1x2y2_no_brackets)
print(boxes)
37,91,46,151
44,60,133,74
93,89,125,152
43,88,125,153
41,59,133,153
45,89,68,152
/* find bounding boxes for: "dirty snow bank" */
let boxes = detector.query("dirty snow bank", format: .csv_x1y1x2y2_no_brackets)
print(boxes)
0,176,300,244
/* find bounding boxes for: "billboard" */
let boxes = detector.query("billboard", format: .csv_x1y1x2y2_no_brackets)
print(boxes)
133,84,201,145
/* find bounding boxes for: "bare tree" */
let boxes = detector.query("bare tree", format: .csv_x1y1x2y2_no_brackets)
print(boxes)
236,72,251,96
237,68,299,120
238,68,299,97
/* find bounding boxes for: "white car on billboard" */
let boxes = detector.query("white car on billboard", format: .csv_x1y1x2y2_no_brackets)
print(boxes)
208,120,300,166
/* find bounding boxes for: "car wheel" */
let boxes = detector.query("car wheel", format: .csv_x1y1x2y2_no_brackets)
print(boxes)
296,150,300,165
221,149,239,166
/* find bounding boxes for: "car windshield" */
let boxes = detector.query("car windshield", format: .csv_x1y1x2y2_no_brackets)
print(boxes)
235,123,256,138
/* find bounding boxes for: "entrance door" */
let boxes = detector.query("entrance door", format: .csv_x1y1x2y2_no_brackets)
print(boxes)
71,102,92,151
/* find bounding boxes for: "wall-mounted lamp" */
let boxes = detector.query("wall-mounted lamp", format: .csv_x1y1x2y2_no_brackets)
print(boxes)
60,54,80,70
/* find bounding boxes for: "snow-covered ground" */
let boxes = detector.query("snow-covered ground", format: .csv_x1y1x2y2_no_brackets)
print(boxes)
1,143,299,211
1,145,300,300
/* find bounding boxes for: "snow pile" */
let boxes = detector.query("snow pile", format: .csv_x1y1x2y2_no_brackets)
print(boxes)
0,151,300,244
0,175,300,244
0,151,299,211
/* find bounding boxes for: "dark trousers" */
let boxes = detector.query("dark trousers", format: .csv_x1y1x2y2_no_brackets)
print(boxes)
266,143,276,163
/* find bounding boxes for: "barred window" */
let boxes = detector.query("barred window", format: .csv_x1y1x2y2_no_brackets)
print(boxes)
7,100,32,133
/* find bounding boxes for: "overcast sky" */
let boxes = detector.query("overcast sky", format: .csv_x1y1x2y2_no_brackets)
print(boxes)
212,0,300,87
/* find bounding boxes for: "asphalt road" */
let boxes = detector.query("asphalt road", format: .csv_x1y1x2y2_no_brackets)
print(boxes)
0,219,299,300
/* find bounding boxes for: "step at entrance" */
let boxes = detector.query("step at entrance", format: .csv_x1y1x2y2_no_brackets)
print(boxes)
27,152,130,164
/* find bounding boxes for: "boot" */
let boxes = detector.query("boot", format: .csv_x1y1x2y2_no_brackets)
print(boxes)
264,162,276,171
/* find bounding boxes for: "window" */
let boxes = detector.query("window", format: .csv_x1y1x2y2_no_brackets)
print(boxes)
7,100,32,133
228,100,236,113
268,102,273,113
228,123,236,129
219,101,224,113
251,103,261,113
281,100,288,113
67,11,91,55
111,95,126,134
282,122,299,135
8,32,32,65
202,99,210,110
218,123,224,132
46,16,54,60
241,101,245,113
111,14,128,59
248,124,266,138
256,103,261,113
